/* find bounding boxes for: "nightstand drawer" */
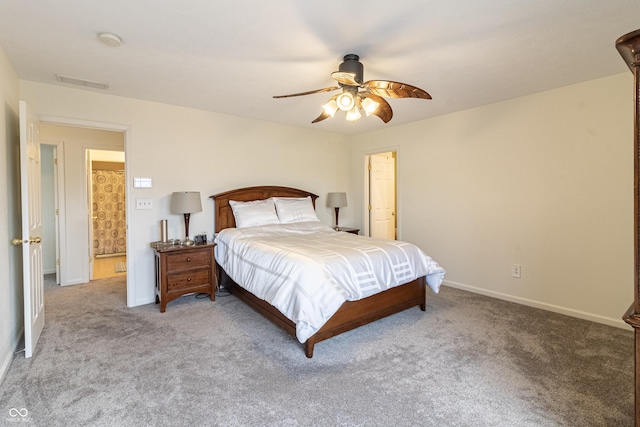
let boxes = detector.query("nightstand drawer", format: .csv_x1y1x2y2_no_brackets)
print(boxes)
165,250,210,270
167,268,211,292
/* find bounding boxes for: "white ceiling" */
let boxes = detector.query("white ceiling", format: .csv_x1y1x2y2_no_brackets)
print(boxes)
0,0,638,135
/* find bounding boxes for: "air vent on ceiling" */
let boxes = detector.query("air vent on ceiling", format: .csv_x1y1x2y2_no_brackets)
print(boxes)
55,74,109,91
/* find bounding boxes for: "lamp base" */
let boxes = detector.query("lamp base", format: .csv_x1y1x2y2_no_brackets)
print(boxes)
181,238,194,246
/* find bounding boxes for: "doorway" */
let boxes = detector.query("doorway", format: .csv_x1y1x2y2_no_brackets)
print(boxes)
88,150,127,280
365,151,397,239
39,123,126,287
40,143,61,287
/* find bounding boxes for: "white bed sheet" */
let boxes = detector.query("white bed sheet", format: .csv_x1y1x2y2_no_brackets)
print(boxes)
214,221,445,343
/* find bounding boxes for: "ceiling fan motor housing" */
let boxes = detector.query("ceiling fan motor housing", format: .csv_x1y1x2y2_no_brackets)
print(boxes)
339,54,364,84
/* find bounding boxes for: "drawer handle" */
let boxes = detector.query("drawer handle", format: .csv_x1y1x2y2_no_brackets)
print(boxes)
186,257,191,262
187,277,191,281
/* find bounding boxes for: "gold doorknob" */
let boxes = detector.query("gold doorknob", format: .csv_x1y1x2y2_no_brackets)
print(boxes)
13,237,42,245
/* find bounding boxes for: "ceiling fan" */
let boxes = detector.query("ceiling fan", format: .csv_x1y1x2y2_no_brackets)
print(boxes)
273,54,431,124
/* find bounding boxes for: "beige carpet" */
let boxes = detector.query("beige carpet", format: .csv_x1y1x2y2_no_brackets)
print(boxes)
0,276,633,426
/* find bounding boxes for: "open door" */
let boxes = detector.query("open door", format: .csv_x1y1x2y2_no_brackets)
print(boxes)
369,152,396,240
12,100,44,358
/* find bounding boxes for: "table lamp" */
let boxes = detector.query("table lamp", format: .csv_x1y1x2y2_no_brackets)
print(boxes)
327,192,347,230
171,191,202,246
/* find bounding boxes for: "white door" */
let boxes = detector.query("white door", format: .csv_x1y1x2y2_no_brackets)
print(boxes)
369,153,396,240
17,100,44,358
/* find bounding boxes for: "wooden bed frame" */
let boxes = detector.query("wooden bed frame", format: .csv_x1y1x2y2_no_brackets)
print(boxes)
210,185,427,358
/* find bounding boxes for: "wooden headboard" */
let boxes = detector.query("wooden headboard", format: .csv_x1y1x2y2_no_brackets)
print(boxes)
210,186,319,233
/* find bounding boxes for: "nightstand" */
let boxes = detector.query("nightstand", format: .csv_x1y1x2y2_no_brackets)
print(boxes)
336,227,359,235
151,242,216,312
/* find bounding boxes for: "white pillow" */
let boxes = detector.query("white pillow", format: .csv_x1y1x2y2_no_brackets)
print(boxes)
273,196,319,224
229,199,280,228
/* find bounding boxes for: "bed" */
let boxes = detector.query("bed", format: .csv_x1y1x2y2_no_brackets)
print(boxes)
210,185,445,358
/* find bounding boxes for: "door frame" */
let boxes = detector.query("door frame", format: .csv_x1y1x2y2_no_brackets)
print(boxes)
362,146,399,238
53,143,62,284
38,115,134,307
87,149,93,280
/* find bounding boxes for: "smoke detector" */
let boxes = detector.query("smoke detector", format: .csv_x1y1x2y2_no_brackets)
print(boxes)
98,32,122,47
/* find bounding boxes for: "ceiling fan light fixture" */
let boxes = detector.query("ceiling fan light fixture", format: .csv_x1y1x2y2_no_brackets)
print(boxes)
361,97,380,116
322,99,339,117
345,106,361,122
273,53,431,125
336,92,355,111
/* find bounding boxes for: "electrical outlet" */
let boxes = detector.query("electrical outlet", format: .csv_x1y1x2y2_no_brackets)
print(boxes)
136,198,153,210
511,264,521,278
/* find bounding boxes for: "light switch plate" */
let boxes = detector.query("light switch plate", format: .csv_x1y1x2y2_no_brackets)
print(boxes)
133,177,152,188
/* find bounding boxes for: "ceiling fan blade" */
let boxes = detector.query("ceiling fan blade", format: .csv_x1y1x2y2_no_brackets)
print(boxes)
273,86,340,98
311,109,332,123
360,93,393,123
363,80,432,99
331,71,360,86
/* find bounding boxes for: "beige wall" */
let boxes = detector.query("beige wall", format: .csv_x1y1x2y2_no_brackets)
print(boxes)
0,46,21,383
351,73,634,328
20,80,352,307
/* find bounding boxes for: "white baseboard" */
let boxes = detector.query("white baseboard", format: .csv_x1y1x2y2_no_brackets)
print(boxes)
443,280,631,330
0,327,23,387
60,278,88,287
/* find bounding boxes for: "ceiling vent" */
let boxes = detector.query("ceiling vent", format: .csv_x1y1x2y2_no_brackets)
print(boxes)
55,74,109,90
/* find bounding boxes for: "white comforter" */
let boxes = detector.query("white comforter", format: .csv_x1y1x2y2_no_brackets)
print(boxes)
214,221,446,343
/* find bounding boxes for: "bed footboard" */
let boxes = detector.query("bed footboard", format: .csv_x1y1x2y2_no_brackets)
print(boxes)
218,265,426,358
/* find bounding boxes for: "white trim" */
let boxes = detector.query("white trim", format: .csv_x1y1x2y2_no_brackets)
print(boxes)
38,115,130,132
35,115,134,307
443,279,631,330
362,155,371,237
123,129,134,308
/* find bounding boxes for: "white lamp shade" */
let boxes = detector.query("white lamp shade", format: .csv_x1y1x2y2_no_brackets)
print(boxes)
171,191,202,214
327,192,347,208
322,99,339,117
361,97,380,116
345,106,361,121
